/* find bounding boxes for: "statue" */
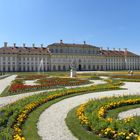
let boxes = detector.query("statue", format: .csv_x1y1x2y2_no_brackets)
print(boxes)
128,70,133,76
70,60,77,77
130,70,133,76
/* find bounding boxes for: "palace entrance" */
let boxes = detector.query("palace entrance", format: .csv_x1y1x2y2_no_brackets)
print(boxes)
78,64,81,71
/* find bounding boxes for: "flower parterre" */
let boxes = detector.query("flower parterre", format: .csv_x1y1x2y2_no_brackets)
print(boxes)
76,103,89,125
77,96,140,140
10,78,88,94
98,99,140,118
13,94,61,140
12,83,121,140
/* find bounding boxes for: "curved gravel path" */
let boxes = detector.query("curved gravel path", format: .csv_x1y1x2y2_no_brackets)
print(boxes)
0,75,17,94
0,79,105,108
37,82,140,140
118,108,140,119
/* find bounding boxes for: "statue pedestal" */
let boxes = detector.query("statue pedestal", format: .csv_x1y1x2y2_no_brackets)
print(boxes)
70,69,76,78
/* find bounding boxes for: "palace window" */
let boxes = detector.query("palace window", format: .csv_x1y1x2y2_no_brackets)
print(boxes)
63,65,66,71
53,65,56,71
88,65,91,70
55,49,58,53
60,49,63,53
58,65,61,70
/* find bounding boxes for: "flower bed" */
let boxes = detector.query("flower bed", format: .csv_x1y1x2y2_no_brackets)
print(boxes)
77,96,140,140
9,78,89,94
0,81,122,139
110,75,140,82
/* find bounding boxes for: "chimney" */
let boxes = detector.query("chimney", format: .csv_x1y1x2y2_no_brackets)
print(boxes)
84,41,86,45
107,47,109,51
100,47,103,50
13,43,16,47
41,44,43,47
119,48,121,51
124,48,128,55
124,48,127,52
32,43,35,47
113,48,115,51
4,42,8,47
23,43,26,47
60,40,63,44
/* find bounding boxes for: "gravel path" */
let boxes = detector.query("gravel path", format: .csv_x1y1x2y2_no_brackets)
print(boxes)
24,80,39,85
0,80,104,108
0,75,17,94
118,108,140,119
37,82,140,140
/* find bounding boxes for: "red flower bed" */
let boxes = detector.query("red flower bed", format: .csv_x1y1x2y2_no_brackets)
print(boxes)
9,78,89,94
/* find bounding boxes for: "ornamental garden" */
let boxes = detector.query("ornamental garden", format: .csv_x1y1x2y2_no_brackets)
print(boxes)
0,71,140,140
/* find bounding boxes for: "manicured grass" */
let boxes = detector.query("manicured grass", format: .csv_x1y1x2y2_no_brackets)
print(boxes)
76,95,140,140
107,104,140,119
0,79,122,139
119,79,140,82
22,99,59,140
0,75,10,80
23,95,79,140
66,107,106,140
66,104,140,140
6,71,69,77
77,73,101,80
2,74,90,96
19,84,122,139
0,86,10,97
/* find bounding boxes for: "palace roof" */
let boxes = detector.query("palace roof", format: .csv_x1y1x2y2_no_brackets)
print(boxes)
48,42,99,49
0,46,50,55
101,50,139,57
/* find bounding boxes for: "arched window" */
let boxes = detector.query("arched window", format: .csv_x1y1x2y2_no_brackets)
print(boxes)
8,66,10,72
55,49,58,53
63,65,66,71
13,67,15,72
53,65,56,71
27,66,30,71
3,66,5,72
88,65,91,70
58,65,61,71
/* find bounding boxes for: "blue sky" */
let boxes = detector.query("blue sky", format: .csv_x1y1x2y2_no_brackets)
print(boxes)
0,0,140,54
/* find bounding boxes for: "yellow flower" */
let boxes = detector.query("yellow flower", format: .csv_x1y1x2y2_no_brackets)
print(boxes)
126,136,130,139
137,136,140,140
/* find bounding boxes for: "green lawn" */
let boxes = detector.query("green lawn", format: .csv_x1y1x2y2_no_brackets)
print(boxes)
66,107,107,140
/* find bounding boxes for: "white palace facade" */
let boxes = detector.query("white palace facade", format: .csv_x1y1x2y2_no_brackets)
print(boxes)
0,40,140,72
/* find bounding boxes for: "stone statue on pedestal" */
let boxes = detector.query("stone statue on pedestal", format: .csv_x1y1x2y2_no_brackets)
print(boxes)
70,60,77,78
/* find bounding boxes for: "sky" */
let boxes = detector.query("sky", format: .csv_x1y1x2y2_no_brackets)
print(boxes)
0,0,140,54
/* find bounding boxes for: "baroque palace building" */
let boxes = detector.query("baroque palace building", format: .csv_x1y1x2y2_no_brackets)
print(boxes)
0,40,140,72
